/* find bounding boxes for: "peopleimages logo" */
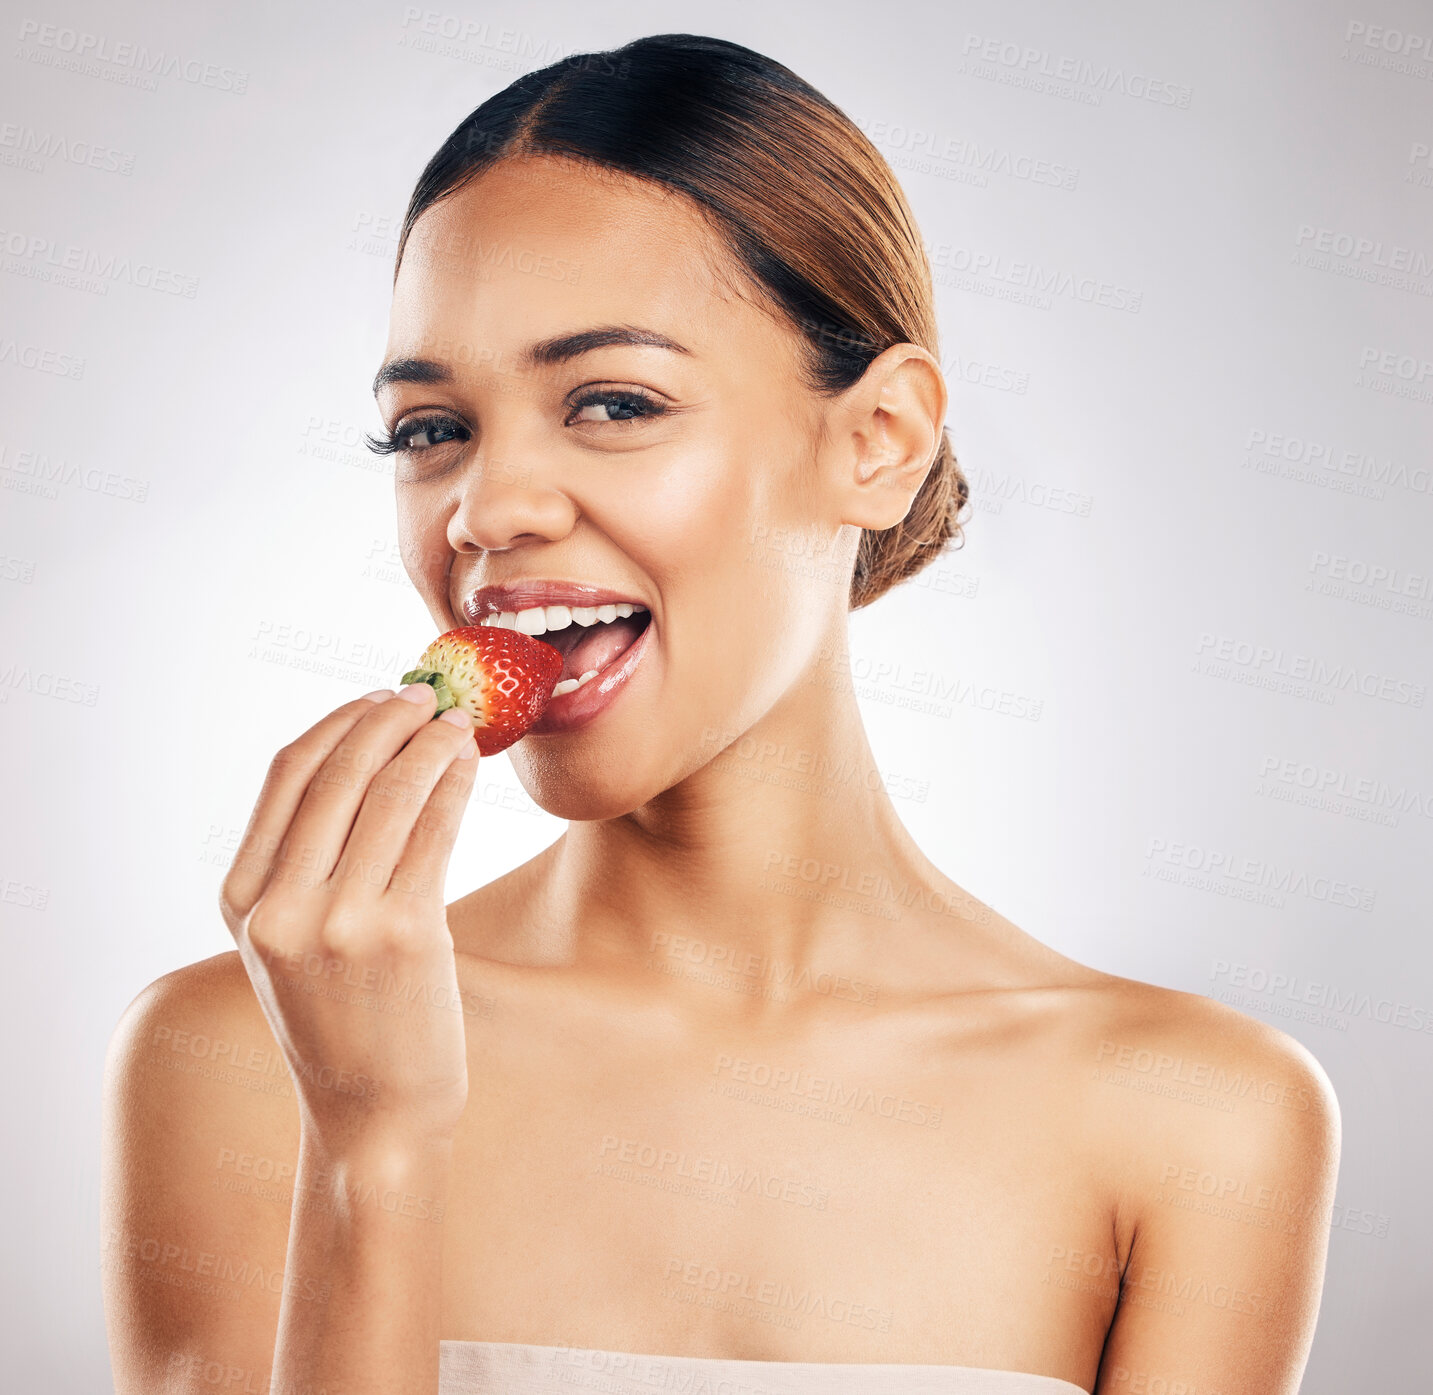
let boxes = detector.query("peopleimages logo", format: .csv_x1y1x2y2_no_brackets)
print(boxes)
925,238,1143,313
1355,345,1433,404
0,121,136,175
0,227,199,297
596,1136,830,1211
1308,552,1433,601
1193,633,1425,707
0,661,99,706
0,338,84,379
0,441,149,501
1211,960,1433,1036
1242,427,1433,500
1095,1040,1314,1112
1306,552,1433,622
957,34,1193,108
15,19,249,93
1144,837,1377,912
1256,755,1433,825
853,115,1080,191
1341,20,1433,74
1358,346,1433,382
1295,225,1433,275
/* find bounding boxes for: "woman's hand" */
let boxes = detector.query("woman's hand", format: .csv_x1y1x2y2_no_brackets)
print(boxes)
219,683,479,1149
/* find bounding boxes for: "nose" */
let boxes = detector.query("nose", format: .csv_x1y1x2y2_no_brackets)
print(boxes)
446,450,579,553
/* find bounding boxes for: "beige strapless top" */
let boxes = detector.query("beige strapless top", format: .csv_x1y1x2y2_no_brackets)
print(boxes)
438,1340,1089,1394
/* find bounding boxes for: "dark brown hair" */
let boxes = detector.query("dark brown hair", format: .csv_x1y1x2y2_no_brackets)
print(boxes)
395,33,969,609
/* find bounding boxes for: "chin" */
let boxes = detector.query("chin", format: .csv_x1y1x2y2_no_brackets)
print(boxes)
509,739,673,822
509,683,743,822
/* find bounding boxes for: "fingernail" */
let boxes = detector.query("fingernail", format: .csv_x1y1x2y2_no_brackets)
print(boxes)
456,737,477,759
361,689,395,703
399,682,436,703
438,708,471,728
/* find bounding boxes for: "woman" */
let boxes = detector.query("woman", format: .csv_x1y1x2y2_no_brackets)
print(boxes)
101,32,1339,1395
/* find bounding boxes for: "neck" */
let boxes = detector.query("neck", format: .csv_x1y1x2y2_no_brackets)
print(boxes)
543,634,954,979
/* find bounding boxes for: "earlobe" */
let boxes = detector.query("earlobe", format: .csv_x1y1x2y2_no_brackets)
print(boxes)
839,345,948,531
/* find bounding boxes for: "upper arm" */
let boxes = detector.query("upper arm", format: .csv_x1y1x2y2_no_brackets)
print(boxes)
1094,1001,1341,1395
101,952,302,1394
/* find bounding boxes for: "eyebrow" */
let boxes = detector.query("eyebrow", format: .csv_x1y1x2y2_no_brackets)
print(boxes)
371,325,691,397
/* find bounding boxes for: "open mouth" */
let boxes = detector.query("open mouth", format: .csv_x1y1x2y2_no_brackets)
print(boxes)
477,603,652,698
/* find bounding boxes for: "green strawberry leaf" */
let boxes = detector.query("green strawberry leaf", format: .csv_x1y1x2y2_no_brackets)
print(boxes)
398,668,456,715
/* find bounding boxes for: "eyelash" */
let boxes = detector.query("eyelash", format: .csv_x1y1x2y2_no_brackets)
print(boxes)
365,414,467,457
365,387,668,457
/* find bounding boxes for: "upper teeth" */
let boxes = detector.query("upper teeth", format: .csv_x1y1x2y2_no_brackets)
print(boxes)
478,601,645,636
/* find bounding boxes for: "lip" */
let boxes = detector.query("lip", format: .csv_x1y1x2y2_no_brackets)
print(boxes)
460,579,649,623
527,609,654,737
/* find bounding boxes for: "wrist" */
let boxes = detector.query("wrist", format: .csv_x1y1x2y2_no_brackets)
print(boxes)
295,1130,456,1226
299,1121,457,1174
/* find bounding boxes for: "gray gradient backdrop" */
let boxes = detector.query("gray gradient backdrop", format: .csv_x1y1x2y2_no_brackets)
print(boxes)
2,0,1430,1389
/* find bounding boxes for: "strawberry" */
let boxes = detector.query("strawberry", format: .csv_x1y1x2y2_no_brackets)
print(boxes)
400,626,563,756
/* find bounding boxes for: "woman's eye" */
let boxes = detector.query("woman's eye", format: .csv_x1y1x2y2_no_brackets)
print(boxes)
398,416,468,451
567,389,666,425
367,414,470,457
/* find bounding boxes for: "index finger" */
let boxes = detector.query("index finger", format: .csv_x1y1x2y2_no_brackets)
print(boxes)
385,726,480,905
220,690,395,920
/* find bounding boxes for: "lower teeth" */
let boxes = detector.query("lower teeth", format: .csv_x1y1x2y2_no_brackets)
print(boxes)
551,668,600,697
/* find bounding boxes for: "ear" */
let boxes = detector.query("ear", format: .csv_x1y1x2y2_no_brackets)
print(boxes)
826,344,948,532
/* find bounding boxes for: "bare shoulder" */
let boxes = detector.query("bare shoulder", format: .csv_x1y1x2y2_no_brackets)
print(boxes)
110,946,270,1034
102,952,298,1390
892,891,1339,1175
106,948,296,1133
1051,976,1344,1387
1072,971,1341,1200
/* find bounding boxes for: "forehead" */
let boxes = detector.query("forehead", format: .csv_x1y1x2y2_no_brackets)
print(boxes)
387,155,753,364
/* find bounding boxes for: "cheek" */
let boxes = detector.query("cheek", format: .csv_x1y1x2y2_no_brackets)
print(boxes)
614,423,803,587
612,433,818,695
397,489,455,620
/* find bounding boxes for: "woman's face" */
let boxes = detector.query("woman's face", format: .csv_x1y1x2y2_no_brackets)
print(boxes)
378,154,858,819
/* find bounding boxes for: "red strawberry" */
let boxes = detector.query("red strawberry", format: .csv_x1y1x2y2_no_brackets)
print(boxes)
400,626,563,756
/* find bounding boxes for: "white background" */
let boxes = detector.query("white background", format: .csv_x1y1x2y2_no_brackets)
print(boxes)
2,1,1430,1388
